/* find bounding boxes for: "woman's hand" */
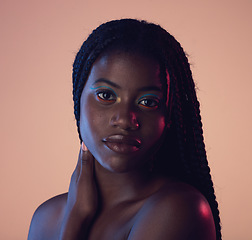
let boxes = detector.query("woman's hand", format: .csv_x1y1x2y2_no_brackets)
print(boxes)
59,143,98,240
67,143,98,217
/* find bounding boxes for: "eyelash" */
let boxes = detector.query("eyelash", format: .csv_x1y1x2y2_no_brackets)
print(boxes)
95,89,160,110
96,89,117,103
138,98,160,110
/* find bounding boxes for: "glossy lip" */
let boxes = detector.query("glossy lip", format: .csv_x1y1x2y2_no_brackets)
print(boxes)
102,135,141,154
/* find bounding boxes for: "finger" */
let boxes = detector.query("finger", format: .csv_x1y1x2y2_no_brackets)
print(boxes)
79,142,95,182
81,142,88,151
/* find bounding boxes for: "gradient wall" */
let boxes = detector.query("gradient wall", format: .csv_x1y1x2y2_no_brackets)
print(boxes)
0,0,251,239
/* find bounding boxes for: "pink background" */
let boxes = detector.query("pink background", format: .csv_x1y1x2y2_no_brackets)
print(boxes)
1,0,251,239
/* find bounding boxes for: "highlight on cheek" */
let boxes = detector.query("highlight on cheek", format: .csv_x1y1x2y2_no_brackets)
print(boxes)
199,200,211,219
137,93,161,110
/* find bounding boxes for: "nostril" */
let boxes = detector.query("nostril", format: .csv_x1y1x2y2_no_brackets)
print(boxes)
110,112,139,130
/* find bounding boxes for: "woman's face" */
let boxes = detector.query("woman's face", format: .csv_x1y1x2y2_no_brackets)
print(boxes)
80,51,168,173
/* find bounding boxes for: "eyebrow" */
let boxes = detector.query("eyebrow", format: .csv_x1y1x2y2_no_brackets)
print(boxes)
92,78,121,89
137,86,162,92
92,78,162,92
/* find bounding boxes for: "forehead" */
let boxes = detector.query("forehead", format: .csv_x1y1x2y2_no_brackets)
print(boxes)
85,51,162,89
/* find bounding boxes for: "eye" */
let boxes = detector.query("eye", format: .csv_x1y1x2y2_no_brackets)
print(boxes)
138,98,160,110
96,90,116,103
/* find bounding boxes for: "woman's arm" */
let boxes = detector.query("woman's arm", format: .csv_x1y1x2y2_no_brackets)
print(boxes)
59,144,98,240
28,143,98,240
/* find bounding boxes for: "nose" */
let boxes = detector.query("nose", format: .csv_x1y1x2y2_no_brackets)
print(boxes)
110,105,139,131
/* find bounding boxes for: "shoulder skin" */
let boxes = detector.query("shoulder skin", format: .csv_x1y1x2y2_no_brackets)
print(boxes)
28,193,67,240
128,181,216,240
28,182,216,240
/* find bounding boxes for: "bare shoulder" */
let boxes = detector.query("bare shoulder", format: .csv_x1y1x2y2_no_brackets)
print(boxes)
129,181,216,240
28,193,68,240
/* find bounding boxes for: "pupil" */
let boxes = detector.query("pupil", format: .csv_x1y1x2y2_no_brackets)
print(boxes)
104,93,110,99
145,99,152,106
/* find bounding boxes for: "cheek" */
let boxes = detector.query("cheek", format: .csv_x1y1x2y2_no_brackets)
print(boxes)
155,120,166,144
79,95,103,142
157,116,166,133
144,114,166,144
154,114,166,134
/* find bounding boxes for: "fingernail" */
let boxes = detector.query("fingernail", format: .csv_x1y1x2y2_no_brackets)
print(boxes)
81,142,88,151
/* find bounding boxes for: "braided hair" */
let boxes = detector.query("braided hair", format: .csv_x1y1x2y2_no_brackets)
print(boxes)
72,18,221,240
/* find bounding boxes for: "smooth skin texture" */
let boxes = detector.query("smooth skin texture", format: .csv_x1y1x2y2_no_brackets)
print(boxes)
79,51,167,174
28,52,216,240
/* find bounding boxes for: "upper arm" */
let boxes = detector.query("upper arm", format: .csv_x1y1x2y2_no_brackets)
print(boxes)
28,194,66,240
128,186,216,240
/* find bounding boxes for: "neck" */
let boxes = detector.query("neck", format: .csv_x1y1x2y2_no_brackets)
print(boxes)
94,160,158,209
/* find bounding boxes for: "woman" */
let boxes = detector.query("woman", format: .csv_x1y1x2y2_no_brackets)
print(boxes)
28,19,221,240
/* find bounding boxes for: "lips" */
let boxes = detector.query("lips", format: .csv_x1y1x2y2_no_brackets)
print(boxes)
102,135,141,154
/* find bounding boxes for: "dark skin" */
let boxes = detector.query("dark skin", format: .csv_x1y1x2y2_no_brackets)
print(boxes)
28,51,216,240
